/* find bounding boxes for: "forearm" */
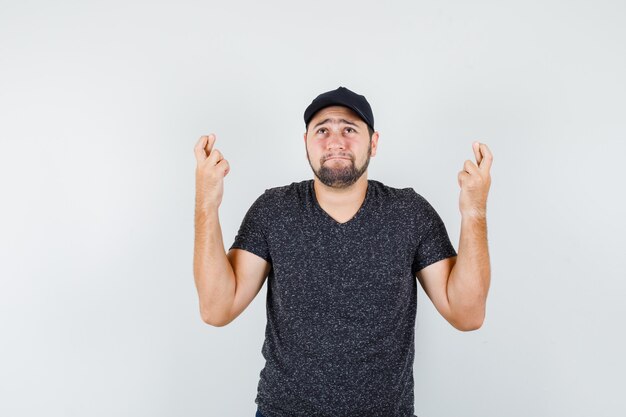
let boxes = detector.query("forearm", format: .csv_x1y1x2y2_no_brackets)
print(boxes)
193,206,236,325
447,214,491,329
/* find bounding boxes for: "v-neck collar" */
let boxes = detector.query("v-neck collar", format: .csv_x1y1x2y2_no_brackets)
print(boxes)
308,179,371,227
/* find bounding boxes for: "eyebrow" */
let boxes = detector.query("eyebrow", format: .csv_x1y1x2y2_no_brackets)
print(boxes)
312,118,359,130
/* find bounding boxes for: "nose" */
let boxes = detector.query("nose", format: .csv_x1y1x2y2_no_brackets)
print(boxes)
326,130,345,150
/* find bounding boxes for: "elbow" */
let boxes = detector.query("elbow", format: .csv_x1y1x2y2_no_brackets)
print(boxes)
200,309,232,328
202,315,230,328
454,320,483,332
450,310,485,332
202,316,225,327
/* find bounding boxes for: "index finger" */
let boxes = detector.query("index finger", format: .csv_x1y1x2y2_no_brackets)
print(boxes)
194,135,208,162
194,134,216,163
472,141,482,165
478,143,493,173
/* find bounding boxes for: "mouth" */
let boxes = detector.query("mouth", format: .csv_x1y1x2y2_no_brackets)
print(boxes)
325,156,351,162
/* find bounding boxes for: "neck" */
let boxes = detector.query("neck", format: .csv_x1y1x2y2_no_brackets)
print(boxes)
313,174,369,209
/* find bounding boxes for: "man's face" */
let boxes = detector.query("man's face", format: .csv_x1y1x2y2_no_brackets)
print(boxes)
303,106,379,189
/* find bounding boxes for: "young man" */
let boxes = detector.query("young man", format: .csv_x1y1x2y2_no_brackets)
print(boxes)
193,86,493,417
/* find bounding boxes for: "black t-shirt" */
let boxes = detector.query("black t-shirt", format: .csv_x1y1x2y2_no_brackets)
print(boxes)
229,179,457,417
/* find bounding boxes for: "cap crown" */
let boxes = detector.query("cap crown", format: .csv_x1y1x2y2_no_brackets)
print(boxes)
303,86,374,131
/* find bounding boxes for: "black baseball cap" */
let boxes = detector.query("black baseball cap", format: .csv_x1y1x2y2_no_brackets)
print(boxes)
303,86,375,131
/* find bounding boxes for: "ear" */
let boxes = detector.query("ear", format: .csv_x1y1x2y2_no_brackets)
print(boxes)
303,131,308,158
370,131,380,157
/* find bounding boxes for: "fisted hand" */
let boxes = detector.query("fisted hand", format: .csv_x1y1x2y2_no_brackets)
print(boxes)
457,141,493,218
194,134,230,211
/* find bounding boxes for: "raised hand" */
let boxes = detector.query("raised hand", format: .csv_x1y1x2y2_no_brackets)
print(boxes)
194,134,230,211
457,141,493,218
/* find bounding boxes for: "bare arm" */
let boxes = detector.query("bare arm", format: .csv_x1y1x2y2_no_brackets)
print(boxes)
417,142,493,331
194,208,271,327
194,206,236,326
193,134,234,326
417,215,490,331
193,134,270,327
447,214,490,328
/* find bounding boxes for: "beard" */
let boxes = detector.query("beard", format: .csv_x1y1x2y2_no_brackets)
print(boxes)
306,142,372,189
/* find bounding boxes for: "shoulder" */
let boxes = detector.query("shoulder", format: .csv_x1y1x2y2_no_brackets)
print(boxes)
368,180,442,220
252,180,309,207
368,179,422,206
262,180,308,198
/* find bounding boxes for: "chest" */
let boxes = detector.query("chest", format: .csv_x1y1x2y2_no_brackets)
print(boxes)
265,214,418,313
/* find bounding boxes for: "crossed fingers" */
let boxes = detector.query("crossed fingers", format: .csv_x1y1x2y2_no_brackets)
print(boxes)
468,141,493,174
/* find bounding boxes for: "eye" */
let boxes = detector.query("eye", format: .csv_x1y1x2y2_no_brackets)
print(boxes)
317,128,327,134
345,127,356,133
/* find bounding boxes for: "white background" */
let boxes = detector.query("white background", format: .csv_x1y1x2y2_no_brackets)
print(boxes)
1,1,625,416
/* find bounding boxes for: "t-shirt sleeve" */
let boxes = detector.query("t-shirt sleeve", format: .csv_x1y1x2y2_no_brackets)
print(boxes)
410,191,458,275
228,191,272,264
